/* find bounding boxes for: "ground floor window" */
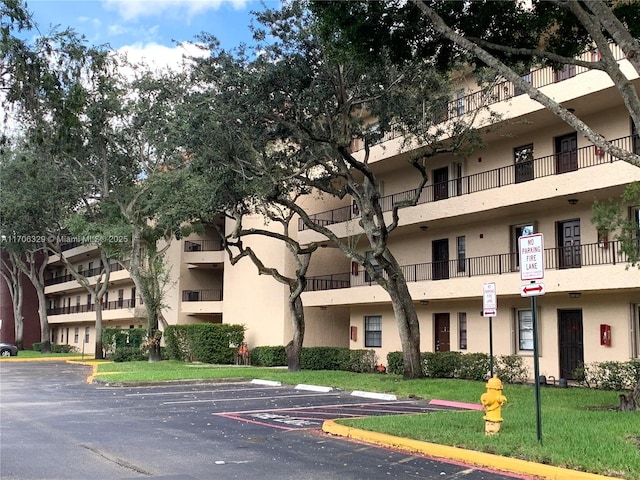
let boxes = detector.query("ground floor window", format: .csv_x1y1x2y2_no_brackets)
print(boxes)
364,315,382,348
458,312,467,350
517,309,534,351
74,328,79,343
84,327,90,344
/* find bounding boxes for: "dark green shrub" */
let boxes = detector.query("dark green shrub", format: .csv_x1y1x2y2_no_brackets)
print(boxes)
457,353,491,380
250,346,287,366
301,347,350,370
102,328,147,358
113,346,147,362
163,323,245,364
32,342,42,351
423,351,462,378
386,351,403,375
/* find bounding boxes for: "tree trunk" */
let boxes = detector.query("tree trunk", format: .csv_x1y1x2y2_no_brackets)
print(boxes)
386,270,423,379
94,302,104,360
12,276,24,350
619,381,640,411
148,310,162,362
286,295,305,372
36,282,51,353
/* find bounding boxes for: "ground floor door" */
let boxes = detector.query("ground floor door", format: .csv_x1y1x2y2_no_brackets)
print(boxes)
434,313,450,352
558,309,584,379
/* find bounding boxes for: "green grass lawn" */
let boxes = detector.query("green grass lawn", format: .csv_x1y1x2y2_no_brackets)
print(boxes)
94,361,639,479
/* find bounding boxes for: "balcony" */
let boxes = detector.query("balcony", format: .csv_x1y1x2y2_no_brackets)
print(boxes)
182,289,223,301
181,289,223,315
351,45,626,152
183,239,225,267
48,298,140,316
305,240,632,293
45,262,128,286
184,240,223,252
299,134,639,231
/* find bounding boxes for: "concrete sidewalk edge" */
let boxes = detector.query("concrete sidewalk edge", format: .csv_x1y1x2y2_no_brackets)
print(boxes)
321,420,611,480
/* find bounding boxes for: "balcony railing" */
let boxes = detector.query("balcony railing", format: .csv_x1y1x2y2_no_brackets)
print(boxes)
305,240,630,292
47,298,140,316
352,45,625,151
299,134,638,231
45,262,128,286
184,239,223,252
182,289,223,301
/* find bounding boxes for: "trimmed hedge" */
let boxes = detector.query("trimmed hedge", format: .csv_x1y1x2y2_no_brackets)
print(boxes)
164,323,245,364
250,346,377,373
574,360,640,390
386,351,528,383
32,342,78,353
102,328,146,358
250,346,286,367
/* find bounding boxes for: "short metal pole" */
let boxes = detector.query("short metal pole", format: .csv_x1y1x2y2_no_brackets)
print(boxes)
532,295,543,444
489,316,494,377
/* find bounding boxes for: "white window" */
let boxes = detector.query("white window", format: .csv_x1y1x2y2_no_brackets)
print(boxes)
458,313,467,350
364,316,382,348
517,309,534,351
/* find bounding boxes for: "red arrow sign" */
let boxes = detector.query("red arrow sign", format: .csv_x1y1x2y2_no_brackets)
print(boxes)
520,282,545,297
523,285,543,294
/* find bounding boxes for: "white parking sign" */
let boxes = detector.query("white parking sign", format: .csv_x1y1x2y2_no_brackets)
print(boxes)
519,234,545,281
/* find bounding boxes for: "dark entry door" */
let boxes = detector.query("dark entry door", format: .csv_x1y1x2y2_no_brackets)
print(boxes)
555,133,578,174
434,313,450,352
558,310,584,379
432,239,449,280
433,167,449,201
558,219,581,269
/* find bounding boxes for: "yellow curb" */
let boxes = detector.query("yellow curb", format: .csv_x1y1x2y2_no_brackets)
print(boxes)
64,360,115,384
0,356,92,362
322,420,611,480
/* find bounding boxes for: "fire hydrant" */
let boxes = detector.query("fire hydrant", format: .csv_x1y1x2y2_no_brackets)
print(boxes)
480,375,507,435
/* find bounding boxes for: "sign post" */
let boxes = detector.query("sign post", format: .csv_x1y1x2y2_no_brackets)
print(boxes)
518,233,545,445
483,282,497,376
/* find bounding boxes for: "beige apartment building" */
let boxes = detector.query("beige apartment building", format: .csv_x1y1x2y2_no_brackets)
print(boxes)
44,44,639,381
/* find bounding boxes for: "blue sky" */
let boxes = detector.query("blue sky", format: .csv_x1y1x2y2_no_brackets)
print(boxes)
24,0,274,65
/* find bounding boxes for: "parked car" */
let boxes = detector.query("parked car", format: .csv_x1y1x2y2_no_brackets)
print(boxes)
0,343,18,357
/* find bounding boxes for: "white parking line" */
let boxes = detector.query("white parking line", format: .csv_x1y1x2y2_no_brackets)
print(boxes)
162,391,342,405
123,385,282,397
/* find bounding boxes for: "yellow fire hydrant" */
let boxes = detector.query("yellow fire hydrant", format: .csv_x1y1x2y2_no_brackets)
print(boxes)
480,375,507,435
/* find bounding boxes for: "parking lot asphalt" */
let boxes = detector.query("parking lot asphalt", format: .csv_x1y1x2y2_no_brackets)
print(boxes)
0,359,610,480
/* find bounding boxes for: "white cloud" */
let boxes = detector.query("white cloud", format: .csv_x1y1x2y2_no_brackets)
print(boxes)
104,0,250,21
117,41,208,71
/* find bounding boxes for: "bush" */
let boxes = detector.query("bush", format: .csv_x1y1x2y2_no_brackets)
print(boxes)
113,346,147,362
347,349,378,373
386,351,527,383
575,360,640,390
163,323,245,364
495,355,529,383
32,342,42,351
423,351,462,378
250,346,287,367
102,328,146,358
301,347,350,370
456,353,491,381
50,344,78,354
386,351,404,375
